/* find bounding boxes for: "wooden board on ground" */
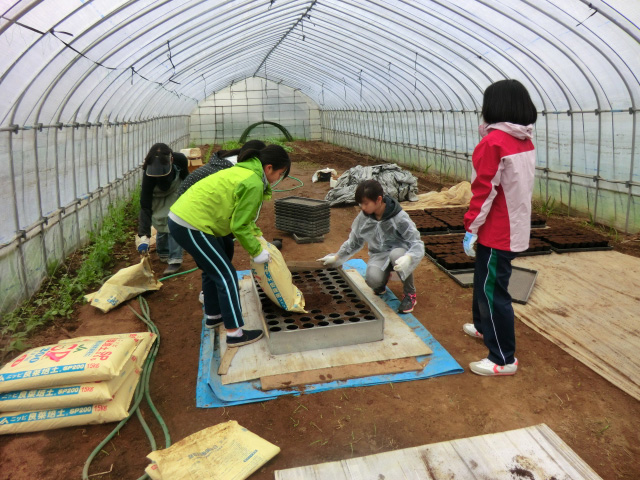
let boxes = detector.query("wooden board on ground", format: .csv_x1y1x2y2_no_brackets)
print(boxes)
275,423,602,479
218,268,432,385
260,357,425,390
513,250,640,401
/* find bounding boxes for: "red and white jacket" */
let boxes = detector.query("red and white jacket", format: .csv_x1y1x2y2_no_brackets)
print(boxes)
463,122,536,252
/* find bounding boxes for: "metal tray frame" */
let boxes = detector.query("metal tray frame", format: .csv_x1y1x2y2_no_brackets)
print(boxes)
251,262,385,355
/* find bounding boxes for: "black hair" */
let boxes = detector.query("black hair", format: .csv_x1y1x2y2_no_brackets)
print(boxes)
143,143,172,170
217,140,266,160
481,79,537,126
238,144,291,178
355,179,384,204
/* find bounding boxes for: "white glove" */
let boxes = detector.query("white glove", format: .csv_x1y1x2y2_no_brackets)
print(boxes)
252,249,271,264
317,254,339,267
463,232,478,257
136,235,150,254
393,254,412,274
256,236,265,243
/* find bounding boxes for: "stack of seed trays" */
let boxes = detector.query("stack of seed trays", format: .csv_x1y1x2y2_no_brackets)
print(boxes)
275,196,330,237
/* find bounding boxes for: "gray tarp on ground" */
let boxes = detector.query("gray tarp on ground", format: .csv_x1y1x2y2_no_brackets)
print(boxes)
325,164,419,206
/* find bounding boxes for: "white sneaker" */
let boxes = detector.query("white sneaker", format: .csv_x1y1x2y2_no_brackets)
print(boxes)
469,358,518,376
463,323,483,339
199,291,204,305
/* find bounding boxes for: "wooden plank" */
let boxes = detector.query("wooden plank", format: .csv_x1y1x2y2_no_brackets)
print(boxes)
275,424,603,480
219,269,431,385
217,346,238,376
259,357,425,390
512,251,640,401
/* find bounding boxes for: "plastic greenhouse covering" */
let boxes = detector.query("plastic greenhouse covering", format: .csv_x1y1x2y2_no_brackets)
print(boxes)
0,0,639,313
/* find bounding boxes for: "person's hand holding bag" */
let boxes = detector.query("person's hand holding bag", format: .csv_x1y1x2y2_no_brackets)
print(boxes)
252,249,271,264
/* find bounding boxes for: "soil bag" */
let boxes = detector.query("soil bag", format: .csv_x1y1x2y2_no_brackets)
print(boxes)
0,337,137,393
250,238,305,313
84,256,162,313
0,366,141,435
146,420,280,480
0,334,154,412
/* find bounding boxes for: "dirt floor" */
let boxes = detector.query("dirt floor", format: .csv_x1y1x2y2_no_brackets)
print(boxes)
1,141,640,479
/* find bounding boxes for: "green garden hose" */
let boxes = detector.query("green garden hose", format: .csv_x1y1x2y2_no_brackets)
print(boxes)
82,296,169,480
273,174,304,192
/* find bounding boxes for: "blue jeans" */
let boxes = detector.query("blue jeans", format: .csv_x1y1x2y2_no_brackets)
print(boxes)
156,232,183,265
472,243,518,365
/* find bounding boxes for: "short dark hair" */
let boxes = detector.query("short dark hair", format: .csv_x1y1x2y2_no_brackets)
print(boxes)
238,144,291,178
355,180,384,203
481,79,537,126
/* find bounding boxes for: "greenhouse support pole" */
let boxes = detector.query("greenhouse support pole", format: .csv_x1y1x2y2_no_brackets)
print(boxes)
624,109,637,232
545,112,549,204
53,125,65,257
94,123,103,222
7,129,29,300
32,126,48,271
83,124,93,231
593,111,603,224
567,112,575,217
70,125,81,247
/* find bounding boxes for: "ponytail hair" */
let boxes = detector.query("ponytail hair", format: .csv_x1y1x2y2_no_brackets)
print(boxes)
143,143,172,170
217,139,266,160
238,144,291,178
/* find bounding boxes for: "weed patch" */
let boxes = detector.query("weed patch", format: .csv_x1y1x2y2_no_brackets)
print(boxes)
0,189,140,358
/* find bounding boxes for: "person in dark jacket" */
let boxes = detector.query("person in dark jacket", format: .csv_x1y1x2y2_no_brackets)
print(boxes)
135,143,188,276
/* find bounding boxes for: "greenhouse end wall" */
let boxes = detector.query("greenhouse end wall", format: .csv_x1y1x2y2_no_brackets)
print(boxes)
189,78,321,144
0,117,190,315
321,109,640,234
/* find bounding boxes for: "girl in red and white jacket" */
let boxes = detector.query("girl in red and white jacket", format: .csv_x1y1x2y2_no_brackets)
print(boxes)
462,79,537,377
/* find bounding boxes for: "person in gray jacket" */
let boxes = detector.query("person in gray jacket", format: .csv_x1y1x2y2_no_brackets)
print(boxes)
318,179,424,313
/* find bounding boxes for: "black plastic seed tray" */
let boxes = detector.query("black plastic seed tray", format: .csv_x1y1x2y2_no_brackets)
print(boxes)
274,196,330,211
276,218,331,230
275,207,331,220
276,222,330,237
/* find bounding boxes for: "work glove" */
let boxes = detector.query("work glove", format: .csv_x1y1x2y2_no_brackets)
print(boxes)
317,254,339,267
393,254,412,274
463,232,478,258
136,235,150,254
252,249,271,264
256,236,266,243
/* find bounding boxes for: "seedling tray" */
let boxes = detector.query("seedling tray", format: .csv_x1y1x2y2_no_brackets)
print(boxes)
425,253,537,304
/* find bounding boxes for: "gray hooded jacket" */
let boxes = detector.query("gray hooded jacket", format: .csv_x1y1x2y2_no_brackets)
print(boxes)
336,196,424,280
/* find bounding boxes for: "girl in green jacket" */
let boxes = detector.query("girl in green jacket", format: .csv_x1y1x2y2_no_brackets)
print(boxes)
168,145,291,347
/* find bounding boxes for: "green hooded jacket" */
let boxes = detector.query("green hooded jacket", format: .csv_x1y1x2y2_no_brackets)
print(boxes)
169,157,271,257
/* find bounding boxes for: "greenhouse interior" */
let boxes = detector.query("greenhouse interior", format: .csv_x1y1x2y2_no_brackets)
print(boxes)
0,1,639,479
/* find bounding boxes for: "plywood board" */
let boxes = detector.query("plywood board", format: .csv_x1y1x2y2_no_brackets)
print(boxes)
218,268,432,385
275,423,602,479
512,250,640,401
259,357,425,390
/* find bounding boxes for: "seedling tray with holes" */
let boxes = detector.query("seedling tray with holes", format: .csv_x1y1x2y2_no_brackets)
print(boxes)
274,196,330,211
252,264,384,355
424,253,537,304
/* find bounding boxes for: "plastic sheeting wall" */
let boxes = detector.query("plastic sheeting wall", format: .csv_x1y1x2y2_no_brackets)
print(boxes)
1,0,639,314
0,119,189,314
190,78,321,144
322,109,639,233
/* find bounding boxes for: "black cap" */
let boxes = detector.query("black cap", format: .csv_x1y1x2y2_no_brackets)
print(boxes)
146,153,172,177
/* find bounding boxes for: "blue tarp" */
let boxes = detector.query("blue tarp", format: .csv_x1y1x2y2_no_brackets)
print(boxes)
196,259,463,408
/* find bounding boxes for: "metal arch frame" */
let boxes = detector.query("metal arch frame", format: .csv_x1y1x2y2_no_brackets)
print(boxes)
576,0,640,48
64,1,299,123
524,0,638,231
312,3,474,111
